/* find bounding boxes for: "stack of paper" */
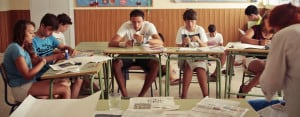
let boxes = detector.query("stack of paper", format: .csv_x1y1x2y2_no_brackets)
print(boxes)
191,97,248,117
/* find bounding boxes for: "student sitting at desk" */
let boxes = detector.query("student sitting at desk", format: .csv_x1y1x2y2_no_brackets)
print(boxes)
245,5,262,29
108,9,163,97
3,20,71,102
237,13,273,98
206,24,226,82
32,13,81,98
176,9,208,99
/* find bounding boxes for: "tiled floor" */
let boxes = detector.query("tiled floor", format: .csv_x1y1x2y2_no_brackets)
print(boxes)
0,56,265,116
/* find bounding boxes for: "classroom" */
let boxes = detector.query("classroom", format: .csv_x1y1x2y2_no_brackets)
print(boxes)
1,0,299,116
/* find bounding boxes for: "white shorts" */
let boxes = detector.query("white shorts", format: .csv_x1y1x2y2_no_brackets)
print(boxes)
186,60,207,71
11,82,33,102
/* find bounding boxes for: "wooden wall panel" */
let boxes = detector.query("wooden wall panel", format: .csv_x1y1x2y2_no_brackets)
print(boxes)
75,9,249,47
0,11,10,52
0,10,30,52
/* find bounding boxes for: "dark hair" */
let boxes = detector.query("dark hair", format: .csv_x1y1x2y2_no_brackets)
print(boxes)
158,33,164,42
40,13,58,30
183,9,197,20
13,20,36,57
269,3,300,30
245,5,258,16
208,24,216,33
57,13,72,25
130,9,144,19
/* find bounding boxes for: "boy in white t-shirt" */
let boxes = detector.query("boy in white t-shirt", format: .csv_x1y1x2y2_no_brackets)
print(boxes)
206,24,223,46
53,13,72,45
206,24,226,82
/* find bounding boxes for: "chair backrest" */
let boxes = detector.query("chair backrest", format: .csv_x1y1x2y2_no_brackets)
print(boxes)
0,63,20,107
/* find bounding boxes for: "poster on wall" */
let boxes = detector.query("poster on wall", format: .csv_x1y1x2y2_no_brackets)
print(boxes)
77,0,152,7
173,0,247,2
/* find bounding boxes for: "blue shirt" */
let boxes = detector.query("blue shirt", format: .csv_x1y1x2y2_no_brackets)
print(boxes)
32,35,60,57
3,43,36,87
32,35,60,77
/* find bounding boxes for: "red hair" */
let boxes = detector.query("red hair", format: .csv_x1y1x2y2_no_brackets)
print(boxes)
269,3,300,30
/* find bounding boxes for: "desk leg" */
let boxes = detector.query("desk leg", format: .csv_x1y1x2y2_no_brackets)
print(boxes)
225,53,234,98
215,58,221,98
98,64,104,99
165,56,170,96
158,55,162,96
49,79,54,99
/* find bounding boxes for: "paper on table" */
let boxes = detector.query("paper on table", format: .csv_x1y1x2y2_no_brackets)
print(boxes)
177,47,198,51
10,91,101,117
191,97,248,117
142,44,165,52
226,42,265,49
50,55,112,71
127,97,179,111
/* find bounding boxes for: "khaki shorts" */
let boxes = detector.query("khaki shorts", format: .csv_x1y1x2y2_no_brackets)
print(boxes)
11,82,33,102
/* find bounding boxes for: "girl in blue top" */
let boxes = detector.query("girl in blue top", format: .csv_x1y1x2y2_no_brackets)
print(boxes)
3,20,71,102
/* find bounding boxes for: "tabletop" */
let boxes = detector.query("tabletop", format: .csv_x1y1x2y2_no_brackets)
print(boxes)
95,99,259,117
103,46,163,55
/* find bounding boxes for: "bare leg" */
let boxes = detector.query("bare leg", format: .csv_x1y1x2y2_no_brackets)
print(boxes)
113,59,128,97
241,60,265,93
71,78,83,98
138,59,159,97
194,68,208,97
28,80,71,99
181,63,193,99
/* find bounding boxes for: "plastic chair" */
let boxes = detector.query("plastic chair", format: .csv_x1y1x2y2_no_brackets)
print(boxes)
0,63,21,114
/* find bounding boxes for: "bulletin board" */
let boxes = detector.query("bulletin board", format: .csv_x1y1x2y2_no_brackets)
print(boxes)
173,0,247,2
77,0,152,7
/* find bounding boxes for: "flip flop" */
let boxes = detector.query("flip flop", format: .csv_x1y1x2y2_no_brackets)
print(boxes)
170,79,180,85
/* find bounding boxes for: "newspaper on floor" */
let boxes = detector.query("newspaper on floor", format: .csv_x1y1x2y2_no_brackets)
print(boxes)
191,97,248,117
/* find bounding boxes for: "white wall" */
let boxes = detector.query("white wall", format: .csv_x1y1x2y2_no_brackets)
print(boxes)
30,0,75,47
0,0,10,11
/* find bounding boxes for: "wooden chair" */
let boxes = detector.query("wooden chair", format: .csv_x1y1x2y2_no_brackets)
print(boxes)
0,63,21,114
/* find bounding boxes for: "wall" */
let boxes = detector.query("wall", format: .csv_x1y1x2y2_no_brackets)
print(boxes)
0,0,30,52
0,0,264,51
74,8,249,46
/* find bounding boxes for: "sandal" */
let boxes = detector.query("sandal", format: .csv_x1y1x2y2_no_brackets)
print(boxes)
237,85,246,98
209,74,217,82
170,79,180,85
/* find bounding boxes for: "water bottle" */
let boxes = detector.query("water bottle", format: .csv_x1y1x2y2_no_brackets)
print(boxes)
65,49,69,59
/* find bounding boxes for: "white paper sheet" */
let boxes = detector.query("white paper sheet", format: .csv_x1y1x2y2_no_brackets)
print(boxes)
10,91,101,117
226,42,265,49
50,55,112,71
191,97,248,117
